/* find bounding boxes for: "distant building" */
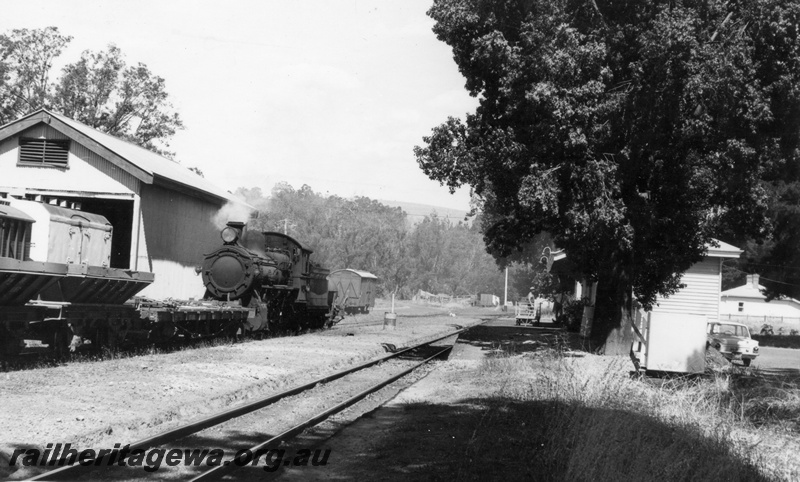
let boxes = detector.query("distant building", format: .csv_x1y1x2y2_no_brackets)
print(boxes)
0,108,249,299
720,274,800,318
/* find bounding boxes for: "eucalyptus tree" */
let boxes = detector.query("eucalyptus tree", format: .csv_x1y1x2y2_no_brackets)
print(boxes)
0,27,183,157
0,27,71,123
415,0,800,352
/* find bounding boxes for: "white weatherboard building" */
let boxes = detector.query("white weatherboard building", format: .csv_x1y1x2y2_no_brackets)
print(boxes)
0,108,249,299
552,240,743,336
550,240,743,372
720,273,800,320
649,240,743,322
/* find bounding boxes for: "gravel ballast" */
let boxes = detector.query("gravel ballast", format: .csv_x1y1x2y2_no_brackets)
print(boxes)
0,303,491,479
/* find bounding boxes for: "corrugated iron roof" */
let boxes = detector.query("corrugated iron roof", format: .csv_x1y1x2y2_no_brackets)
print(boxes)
0,109,246,206
705,239,743,258
47,111,241,204
721,282,767,299
721,276,800,304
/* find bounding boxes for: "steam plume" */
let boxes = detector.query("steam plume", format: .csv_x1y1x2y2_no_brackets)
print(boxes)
213,201,254,229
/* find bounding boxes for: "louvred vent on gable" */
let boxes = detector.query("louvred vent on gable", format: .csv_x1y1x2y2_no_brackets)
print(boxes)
18,138,70,167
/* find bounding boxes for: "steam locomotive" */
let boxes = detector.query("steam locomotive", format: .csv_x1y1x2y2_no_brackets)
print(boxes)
0,199,340,357
197,221,339,331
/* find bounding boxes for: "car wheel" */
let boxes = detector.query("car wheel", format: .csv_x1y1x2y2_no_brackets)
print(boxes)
742,358,751,367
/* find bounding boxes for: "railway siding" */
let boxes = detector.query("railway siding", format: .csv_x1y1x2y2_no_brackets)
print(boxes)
0,305,489,480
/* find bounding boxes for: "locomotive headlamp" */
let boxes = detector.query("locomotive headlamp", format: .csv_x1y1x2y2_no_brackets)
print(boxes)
221,226,239,244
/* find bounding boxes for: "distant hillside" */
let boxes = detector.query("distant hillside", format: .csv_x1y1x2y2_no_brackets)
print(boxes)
379,200,472,225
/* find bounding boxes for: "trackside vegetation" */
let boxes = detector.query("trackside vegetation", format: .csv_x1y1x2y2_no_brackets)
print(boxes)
385,346,799,480
234,183,534,299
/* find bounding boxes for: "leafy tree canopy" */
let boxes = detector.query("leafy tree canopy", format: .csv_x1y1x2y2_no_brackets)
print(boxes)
415,0,800,350
236,183,508,299
0,27,183,157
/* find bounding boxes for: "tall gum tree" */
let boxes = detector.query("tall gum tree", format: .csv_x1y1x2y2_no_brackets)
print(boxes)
0,28,183,157
415,0,800,353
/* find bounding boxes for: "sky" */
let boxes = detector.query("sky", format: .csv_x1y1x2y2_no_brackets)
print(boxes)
2,0,479,211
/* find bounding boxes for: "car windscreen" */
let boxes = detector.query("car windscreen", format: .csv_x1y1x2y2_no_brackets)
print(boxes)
718,324,750,338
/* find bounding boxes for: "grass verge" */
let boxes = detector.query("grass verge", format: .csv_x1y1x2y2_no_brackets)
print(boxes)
361,349,799,481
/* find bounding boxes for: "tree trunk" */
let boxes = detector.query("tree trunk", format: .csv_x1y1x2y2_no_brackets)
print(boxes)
590,272,636,356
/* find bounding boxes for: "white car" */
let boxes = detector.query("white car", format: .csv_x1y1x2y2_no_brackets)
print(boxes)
707,321,759,366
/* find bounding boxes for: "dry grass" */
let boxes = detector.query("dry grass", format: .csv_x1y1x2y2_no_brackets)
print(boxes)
467,350,800,481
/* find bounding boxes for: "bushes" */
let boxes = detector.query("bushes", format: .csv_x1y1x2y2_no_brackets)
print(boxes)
556,298,585,332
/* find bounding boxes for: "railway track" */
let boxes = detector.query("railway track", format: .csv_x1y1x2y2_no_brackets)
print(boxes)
27,327,469,481
331,311,507,331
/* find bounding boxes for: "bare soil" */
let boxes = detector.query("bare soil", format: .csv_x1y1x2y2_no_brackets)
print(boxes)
0,301,491,480
272,319,800,481
276,318,581,481
275,319,799,481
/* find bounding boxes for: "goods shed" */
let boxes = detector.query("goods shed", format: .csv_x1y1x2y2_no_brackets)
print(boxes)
328,269,378,314
0,108,250,299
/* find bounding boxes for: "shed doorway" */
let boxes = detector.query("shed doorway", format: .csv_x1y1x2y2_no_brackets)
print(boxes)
24,195,134,269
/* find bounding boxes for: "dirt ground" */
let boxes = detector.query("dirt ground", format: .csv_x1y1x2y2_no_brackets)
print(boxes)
274,319,800,482
0,301,490,480
5,310,792,480
276,317,579,481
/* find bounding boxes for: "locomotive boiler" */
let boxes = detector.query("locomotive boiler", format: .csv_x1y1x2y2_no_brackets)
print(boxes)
198,222,338,331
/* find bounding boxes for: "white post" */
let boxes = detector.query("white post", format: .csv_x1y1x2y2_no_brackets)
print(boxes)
131,194,141,271
391,293,395,314
504,267,508,306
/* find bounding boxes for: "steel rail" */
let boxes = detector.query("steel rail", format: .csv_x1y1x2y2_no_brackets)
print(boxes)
190,344,453,481
29,328,465,481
